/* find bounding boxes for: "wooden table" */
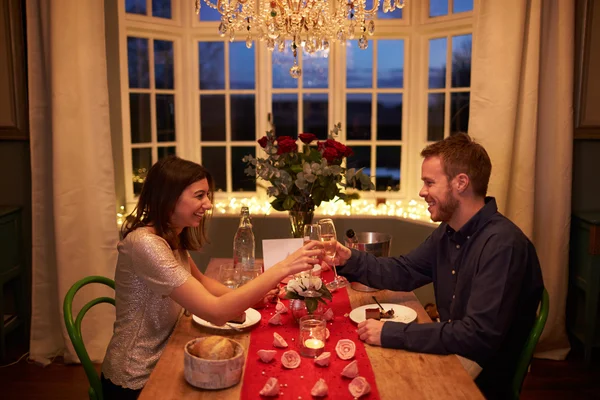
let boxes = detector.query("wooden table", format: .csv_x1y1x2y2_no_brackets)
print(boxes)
140,258,483,399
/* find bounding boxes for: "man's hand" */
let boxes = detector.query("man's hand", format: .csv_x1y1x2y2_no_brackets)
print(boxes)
356,319,385,346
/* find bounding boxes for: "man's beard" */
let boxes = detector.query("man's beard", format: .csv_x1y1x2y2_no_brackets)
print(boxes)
432,188,459,222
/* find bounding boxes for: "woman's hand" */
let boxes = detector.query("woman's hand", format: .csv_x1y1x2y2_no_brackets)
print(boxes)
252,287,279,309
275,240,323,277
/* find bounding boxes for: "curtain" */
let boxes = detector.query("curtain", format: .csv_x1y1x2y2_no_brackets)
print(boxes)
470,0,573,359
27,0,118,364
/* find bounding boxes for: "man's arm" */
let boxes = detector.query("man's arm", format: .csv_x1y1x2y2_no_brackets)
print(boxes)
337,232,437,292
377,238,531,364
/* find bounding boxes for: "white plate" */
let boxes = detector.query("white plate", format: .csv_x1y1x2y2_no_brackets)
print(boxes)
349,303,417,324
192,308,262,331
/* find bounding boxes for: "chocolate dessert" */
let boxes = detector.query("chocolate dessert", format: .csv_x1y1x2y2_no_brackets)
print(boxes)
228,312,246,324
365,308,381,320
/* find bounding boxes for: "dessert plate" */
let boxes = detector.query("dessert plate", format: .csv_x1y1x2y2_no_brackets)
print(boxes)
349,303,417,324
192,308,261,331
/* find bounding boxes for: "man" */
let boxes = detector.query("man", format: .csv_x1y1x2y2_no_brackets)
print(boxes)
333,133,543,398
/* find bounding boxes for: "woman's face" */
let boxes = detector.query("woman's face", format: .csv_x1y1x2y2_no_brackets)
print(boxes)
170,178,212,232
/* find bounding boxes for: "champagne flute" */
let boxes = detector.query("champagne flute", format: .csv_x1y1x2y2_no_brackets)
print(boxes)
301,224,323,297
318,218,348,290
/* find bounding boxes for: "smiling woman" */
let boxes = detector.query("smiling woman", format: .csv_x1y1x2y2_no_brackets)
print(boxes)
102,155,323,398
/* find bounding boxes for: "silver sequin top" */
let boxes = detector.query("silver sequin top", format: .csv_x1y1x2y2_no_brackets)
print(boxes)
102,227,191,390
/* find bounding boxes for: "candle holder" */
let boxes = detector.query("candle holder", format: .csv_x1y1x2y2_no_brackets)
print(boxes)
298,315,326,357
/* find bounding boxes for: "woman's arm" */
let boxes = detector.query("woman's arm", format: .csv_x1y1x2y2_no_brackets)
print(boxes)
188,255,232,297
170,241,322,326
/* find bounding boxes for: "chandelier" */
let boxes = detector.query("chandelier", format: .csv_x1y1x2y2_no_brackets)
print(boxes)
194,0,405,78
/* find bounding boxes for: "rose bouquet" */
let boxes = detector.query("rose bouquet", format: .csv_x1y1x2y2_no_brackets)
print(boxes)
243,123,374,213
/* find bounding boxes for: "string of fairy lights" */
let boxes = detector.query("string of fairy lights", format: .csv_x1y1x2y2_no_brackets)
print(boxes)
117,197,436,227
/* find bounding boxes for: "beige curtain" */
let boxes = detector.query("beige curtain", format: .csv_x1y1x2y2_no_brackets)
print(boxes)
27,0,118,364
470,0,573,359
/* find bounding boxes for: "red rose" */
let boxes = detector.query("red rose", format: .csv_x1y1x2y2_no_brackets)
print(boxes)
299,133,317,144
322,147,339,163
317,141,326,151
258,136,269,148
277,136,298,154
344,146,354,157
330,139,347,154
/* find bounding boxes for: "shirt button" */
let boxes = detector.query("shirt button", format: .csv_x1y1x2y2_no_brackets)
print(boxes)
456,244,460,249
448,319,452,322
451,270,456,275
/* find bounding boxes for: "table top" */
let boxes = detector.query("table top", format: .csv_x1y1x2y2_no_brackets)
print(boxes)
140,258,483,399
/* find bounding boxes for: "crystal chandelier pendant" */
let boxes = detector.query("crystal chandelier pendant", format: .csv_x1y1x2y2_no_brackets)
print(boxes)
218,22,227,37
289,61,302,79
246,35,253,48
368,20,375,36
358,35,369,50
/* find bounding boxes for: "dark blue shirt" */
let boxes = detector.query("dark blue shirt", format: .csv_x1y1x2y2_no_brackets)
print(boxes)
338,197,543,398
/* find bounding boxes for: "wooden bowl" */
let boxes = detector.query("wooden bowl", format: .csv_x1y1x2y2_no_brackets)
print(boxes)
184,337,245,390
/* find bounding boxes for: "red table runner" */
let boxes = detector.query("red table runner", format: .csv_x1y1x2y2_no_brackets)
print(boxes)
241,271,380,399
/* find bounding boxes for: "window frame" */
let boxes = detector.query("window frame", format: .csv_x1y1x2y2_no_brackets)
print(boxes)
116,0,475,210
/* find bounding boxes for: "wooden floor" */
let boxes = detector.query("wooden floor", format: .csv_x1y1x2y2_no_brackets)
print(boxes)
1,334,599,399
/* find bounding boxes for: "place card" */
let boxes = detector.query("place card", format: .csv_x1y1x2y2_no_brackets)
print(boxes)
262,238,303,271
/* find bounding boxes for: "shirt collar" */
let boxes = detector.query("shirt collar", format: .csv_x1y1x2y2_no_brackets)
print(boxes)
444,197,498,245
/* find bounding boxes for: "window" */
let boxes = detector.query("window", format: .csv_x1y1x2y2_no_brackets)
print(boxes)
116,0,474,209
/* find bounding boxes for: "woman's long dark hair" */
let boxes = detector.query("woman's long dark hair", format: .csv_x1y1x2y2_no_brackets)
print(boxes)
122,156,214,250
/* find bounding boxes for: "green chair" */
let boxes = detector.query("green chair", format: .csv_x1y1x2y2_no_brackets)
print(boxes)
63,276,115,400
511,287,550,399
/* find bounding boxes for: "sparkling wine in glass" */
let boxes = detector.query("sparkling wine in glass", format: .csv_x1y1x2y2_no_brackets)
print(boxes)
301,224,322,297
318,218,348,290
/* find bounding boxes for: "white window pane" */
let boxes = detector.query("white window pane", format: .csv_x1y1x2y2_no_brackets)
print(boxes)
450,92,470,134
454,0,474,13
202,147,226,191
200,95,226,141
230,42,255,89
377,94,402,140
430,0,448,17
273,41,298,89
154,40,174,89
156,94,175,142
377,40,404,88
303,94,328,139
232,147,255,192
346,94,372,140
128,37,149,88
152,0,172,19
199,42,225,90
347,41,373,89
451,34,472,88
427,93,445,142
130,93,151,143
272,94,298,138
428,38,447,89
126,0,146,15
376,146,401,191
132,148,152,195
231,95,256,141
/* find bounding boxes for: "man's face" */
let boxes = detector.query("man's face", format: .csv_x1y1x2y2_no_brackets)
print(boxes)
419,156,459,222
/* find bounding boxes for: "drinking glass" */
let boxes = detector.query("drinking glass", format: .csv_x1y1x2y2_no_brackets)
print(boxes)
239,264,263,286
219,263,240,289
318,218,348,290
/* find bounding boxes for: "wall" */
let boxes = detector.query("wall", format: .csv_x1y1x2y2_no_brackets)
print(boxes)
573,0,600,212
190,215,437,305
0,0,31,339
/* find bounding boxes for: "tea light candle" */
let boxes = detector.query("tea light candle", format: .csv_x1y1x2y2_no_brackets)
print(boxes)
299,315,326,357
304,338,324,349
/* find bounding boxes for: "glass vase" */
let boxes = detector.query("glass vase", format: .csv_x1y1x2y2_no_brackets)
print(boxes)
289,298,325,323
288,210,314,238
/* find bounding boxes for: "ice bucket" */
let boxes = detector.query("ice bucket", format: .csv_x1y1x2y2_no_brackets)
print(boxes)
345,232,392,292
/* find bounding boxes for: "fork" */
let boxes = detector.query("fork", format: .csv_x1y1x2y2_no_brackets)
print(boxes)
225,322,244,332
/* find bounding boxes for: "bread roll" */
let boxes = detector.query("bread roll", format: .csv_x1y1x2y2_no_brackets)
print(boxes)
190,336,235,360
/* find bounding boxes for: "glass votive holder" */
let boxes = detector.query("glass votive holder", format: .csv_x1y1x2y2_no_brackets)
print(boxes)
298,315,326,358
